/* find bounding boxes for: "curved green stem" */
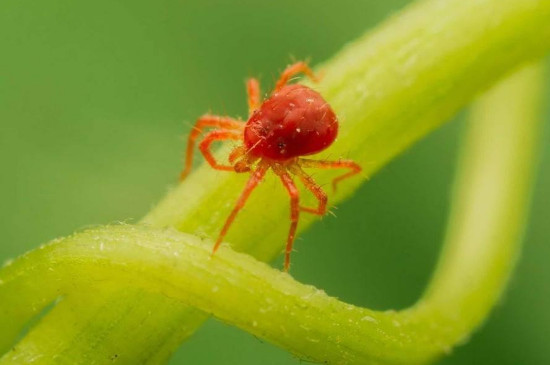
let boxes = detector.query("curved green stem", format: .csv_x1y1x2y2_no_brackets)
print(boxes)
421,64,545,331
0,64,546,364
0,0,548,363
0,72,545,361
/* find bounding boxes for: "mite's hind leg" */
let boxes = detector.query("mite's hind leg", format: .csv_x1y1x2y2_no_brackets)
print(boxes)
277,169,301,272
212,162,269,254
246,78,261,115
298,158,362,192
180,115,244,180
289,165,328,216
274,61,319,91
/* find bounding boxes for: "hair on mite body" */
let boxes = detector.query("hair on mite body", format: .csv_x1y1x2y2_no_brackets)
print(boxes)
180,61,361,271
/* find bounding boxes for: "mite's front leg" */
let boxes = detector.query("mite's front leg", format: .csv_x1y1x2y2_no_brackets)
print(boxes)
180,115,245,180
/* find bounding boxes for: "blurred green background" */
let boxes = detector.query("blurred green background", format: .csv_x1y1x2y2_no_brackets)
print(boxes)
1,1,549,364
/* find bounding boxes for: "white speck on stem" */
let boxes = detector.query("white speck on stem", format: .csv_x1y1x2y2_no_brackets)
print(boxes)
361,315,378,323
3,259,13,267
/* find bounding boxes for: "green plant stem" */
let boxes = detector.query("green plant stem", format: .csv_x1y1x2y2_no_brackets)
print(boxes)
141,0,550,357
0,0,549,362
0,69,545,363
420,63,545,333
0,64,545,364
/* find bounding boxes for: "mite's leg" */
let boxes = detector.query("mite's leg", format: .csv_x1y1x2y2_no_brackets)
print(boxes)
246,78,261,115
299,158,362,192
212,162,269,254
289,165,328,216
180,115,244,180
198,130,242,172
274,61,319,91
229,146,258,173
277,170,301,272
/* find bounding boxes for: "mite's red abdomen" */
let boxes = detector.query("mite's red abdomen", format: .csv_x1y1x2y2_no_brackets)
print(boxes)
244,84,338,161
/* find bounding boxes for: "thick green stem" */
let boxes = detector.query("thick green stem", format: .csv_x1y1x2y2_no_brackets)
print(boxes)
0,64,545,363
0,0,549,363
141,0,550,356
0,70,545,362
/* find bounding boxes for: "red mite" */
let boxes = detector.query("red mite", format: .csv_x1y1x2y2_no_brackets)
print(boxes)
180,62,361,271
